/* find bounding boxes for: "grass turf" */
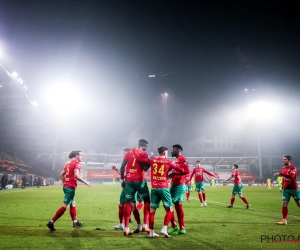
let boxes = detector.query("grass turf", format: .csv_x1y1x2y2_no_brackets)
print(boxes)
0,184,299,250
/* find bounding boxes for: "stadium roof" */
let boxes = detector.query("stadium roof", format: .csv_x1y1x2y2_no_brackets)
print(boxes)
0,64,55,164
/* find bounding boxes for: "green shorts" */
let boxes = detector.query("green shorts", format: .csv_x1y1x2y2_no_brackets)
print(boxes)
232,185,242,195
63,187,75,205
120,189,143,204
186,185,191,192
195,182,205,192
125,181,150,203
150,188,173,209
170,184,185,203
120,189,126,203
282,189,300,202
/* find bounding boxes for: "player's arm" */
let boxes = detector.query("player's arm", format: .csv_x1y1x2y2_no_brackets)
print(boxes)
169,164,185,174
74,169,92,187
222,175,233,183
60,169,66,182
204,169,215,177
120,158,127,180
112,165,121,175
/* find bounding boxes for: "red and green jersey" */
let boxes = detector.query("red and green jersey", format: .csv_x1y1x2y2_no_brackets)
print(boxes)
124,148,148,182
170,155,190,186
190,167,214,182
231,169,241,185
280,165,298,190
149,157,183,188
185,174,191,185
63,159,81,190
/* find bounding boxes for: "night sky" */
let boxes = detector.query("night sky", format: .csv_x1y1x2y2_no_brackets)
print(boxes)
0,1,300,162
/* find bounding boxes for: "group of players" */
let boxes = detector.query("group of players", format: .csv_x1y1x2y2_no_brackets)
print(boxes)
46,145,300,234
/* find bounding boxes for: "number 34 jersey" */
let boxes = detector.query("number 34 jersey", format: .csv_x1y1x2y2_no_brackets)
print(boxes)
149,157,183,188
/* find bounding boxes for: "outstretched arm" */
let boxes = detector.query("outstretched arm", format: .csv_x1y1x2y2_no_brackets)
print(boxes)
120,159,127,180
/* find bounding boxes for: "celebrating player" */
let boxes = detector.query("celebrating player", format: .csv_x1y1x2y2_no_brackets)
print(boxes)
120,139,151,236
140,146,186,238
274,155,300,225
222,164,250,209
46,150,92,231
167,144,190,235
190,160,215,206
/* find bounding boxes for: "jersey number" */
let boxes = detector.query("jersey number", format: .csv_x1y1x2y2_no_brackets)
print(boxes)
153,163,165,176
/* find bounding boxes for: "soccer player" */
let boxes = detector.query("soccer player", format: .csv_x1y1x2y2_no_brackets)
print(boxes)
167,144,190,235
111,155,144,231
46,150,92,231
190,160,215,206
185,173,192,202
266,178,272,190
222,164,250,209
274,155,300,225
140,146,186,238
120,139,151,236
277,175,283,192
211,178,216,188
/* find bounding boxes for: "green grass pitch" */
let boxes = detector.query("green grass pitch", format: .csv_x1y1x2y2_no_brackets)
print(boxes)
0,184,299,250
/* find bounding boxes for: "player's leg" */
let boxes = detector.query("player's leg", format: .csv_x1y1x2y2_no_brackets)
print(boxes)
168,185,179,233
138,181,150,232
123,182,135,235
196,182,203,205
160,188,173,238
148,189,160,238
69,198,84,227
113,187,125,230
47,187,74,230
237,186,250,208
201,182,207,206
170,185,186,235
227,188,236,208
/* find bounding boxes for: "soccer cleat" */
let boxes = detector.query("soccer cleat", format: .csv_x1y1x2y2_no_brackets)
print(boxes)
227,205,233,208
168,225,179,235
204,202,207,206
149,231,160,238
246,204,251,209
46,221,56,231
277,219,287,225
160,229,171,238
113,224,124,230
178,229,187,235
132,227,142,233
142,226,150,233
124,229,132,236
73,221,84,228
201,203,204,207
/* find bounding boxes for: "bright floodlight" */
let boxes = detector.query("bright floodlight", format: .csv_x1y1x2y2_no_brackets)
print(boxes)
32,100,38,107
248,101,281,121
12,72,18,78
45,83,82,116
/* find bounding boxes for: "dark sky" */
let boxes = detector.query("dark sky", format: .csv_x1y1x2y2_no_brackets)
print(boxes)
0,1,300,161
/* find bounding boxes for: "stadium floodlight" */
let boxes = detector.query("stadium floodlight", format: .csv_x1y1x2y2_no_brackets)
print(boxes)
12,72,18,78
247,101,283,179
32,100,38,107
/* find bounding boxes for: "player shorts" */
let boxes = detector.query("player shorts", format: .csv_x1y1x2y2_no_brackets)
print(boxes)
232,185,242,195
63,187,75,205
170,184,185,203
120,189,126,203
186,185,191,192
125,181,150,203
150,188,173,209
195,181,205,192
282,189,300,202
